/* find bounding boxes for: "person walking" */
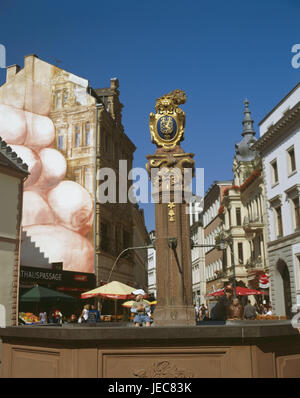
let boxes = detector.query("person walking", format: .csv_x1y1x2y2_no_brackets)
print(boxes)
52,308,63,324
79,304,90,324
228,298,243,320
243,300,257,320
39,310,47,325
200,304,208,320
210,286,233,321
88,305,100,323
266,305,273,316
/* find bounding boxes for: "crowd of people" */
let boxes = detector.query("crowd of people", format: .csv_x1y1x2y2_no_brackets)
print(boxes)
33,305,101,325
195,285,272,322
31,290,154,326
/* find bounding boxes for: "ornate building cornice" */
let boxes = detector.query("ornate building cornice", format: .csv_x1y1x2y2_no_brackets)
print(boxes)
253,101,300,153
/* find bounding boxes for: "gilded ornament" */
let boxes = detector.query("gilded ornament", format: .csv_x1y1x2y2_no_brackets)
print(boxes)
149,89,186,149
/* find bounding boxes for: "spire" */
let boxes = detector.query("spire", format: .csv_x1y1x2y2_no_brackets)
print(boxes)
235,98,258,162
242,98,255,136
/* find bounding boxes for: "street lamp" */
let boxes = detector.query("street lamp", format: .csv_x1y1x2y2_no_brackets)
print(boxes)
214,232,237,298
107,244,155,283
191,232,237,299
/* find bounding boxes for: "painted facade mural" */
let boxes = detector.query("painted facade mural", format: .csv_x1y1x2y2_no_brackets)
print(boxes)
0,56,95,273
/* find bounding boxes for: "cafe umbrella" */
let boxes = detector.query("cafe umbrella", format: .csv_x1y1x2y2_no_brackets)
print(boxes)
19,285,76,317
122,299,151,308
206,286,267,297
81,281,136,321
20,285,77,302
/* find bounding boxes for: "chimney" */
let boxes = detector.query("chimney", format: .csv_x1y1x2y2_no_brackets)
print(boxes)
24,54,38,71
110,77,119,90
6,64,20,82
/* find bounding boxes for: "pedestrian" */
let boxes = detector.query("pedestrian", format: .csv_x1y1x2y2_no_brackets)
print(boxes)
210,286,233,321
79,304,90,323
130,289,152,327
228,298,243,320
195,305,199,322
241,294,248,308
88,305,100,323
52,308,63,324
266,305,273,316
200,304,208,320
261,304,267,314
39,310,47,325
69,314,77,323
243,300,257,320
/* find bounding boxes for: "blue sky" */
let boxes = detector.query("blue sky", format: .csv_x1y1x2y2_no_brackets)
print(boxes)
1,0,300,231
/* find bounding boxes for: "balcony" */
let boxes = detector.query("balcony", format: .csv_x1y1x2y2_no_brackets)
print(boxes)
243,214,264,232
245,256,264,270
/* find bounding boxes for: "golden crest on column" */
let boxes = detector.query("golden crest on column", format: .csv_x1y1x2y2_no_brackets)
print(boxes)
149,89,186,149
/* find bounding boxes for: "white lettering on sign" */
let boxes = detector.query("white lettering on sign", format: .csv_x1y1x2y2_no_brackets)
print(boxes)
20,269,62,281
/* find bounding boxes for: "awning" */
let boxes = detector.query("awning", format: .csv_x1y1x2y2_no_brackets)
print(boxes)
206,286,267,297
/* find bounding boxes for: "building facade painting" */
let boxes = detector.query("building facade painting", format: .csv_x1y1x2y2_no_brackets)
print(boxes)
0,55,146,289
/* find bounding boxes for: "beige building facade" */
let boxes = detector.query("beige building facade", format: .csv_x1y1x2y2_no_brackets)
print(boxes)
220,100,270,296
0,54,148,291
203,181,232,294
0,138,28,326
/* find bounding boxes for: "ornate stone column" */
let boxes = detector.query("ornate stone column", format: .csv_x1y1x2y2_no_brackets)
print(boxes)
146,90,196,326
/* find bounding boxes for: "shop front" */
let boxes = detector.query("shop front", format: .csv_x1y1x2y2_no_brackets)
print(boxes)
247,270,270,306
19,265,96,318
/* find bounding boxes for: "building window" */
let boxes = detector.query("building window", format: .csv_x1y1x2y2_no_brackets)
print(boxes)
293,197,300,230
228,208,232,227
238,242,244,264
271,159,279,185
75,125,81,147
63,90,68,106
56,91,62,109
100,223,109,252
123,230,131,250
58,135,64,150
275,206,283,237
287,146,296,174
223,248,227,269
236,207,241,226
85,122,91,146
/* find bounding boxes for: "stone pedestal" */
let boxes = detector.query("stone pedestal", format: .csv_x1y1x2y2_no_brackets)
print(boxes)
146,151,195,326
1,322,300,378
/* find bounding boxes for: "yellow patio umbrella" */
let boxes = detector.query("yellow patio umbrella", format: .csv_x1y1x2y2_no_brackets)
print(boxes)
81,281,136,321
81,281,135,299
122,299,150,308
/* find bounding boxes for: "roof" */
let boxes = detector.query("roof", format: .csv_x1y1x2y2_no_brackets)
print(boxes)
0,137,29,175
259,81,300,126
205,180,233,197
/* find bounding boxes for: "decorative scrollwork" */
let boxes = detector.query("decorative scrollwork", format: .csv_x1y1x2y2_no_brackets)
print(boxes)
132,360,194,378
